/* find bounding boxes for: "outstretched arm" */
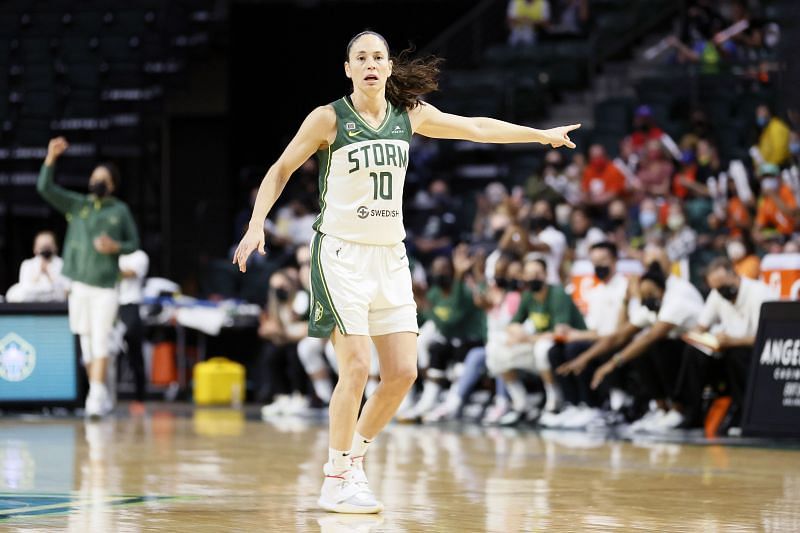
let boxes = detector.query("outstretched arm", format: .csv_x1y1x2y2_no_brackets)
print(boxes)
409,102,579,148
232,106,336,272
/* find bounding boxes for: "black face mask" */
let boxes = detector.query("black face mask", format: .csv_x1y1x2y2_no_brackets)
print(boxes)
495,277,510,290
530,217,550,231
609,217,626,228
39,249,55,260
528,279,545,293
642,297,661,312
431,274,453,289
274,288,290,302
646,261,664,276
717,284,738,302
594,265,611,281
89,181,109,197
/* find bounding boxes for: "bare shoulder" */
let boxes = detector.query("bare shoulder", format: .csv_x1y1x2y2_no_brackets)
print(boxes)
304,105,337,146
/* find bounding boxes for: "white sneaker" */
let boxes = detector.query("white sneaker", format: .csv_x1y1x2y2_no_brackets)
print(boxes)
539,405,579,429
629,409,666,433
422,399,460,423
560,406,603,430
497,409,523,427
286,393,310,416
261,395,290,419
481,400,510,426
85,387,106,419
647,409,685,433
318,465,383,514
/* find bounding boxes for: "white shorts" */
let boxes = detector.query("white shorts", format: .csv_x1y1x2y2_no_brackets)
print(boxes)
308,232,418,338
486,336,554,376
68,281,119,362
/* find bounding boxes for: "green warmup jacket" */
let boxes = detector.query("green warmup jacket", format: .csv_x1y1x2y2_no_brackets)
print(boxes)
512,283,586,332
424,279,487,342
37,164,139,288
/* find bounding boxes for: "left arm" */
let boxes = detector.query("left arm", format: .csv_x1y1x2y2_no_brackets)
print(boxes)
591,321,675,389
409,103,579,148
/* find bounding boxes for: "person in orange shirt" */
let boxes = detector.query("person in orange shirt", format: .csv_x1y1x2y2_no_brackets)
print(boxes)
582,144,626,209
755,163,798,238
726,235,760,280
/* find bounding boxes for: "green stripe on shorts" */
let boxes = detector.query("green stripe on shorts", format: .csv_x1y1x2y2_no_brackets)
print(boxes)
308,233,346,338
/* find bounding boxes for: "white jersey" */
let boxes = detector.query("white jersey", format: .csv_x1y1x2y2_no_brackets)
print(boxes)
313,96,412,245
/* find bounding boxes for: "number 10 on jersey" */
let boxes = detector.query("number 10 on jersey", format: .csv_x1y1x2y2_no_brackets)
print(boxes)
371,171,393,200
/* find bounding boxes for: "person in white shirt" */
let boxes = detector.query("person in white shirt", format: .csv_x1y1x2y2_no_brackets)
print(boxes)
545,241,628,427
562,246,704,432
673,257,777,428
527,199,567,284
118,250,149,411
5,231,70,302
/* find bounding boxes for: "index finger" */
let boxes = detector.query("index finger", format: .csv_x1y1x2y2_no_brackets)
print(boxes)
565,123,581,132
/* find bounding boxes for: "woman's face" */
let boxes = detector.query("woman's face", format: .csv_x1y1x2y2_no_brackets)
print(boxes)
89,166,114,194
345,34,392,93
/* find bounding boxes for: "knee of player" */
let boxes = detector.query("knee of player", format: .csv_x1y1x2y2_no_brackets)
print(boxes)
384,364,417,389
338,356,371,386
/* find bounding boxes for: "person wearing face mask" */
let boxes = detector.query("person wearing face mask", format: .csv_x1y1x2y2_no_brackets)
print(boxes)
37,137,139,418
398,245,486,421
501,258,586,425
636,139,674,197
754,104,791,166
258,268,313,416
547,242,629,429
636,197,661,239
664,200,697,275
726,235,760,280
568,207,606,260
588,248,704,433
527,199,567,284
755,163,798,239
627,105,664,152
671,258,777,431
581,144,627,211
6,230,70,302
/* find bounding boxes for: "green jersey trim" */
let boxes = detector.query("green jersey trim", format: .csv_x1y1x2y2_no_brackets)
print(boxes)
312,145,332,232
313,233,346,334
343,96,393,133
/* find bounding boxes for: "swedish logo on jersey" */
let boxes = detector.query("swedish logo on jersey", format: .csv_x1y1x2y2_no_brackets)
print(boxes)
0,333,37,382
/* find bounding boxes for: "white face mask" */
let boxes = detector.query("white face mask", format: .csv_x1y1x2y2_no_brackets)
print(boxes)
667,214,685,231
727,241,746,262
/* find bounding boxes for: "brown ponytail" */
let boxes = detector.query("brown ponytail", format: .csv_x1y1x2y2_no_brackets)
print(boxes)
346,31,443,110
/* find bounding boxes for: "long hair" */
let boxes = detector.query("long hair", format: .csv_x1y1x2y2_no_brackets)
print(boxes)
346,30,443,110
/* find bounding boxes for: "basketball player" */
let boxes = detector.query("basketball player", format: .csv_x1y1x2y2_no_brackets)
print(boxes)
232,31,579,513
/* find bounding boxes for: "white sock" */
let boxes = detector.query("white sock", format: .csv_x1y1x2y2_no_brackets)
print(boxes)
506,380,527,412
328,448,351,474
350,432,373,469
90,381,107,396
544,382,561,412
312,378,333,404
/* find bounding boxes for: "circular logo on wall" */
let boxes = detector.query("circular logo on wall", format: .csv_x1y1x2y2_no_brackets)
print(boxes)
357,206,370,219
0,333,37,382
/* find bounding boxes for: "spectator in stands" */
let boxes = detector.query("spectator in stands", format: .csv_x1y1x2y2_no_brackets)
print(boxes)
5,231,70,303
552,0,589,35
258,268,311,417
411,179,460,264
272,193,318,246
581,144,627,212
589,248,705,432
502,257,586,424
527,200,567,284
400,246,486,420
726,234,760,279
635,139,674,197
568,207,606,260
425,255,523,424
755,163,797,241
627,105,664,154
708,175,752,237
472,182,510,245
674,258,776,430
753,104,792,166
37,137,139,418
635,197,663,245
507,0,551,47
117,250,149,415
666,21,736,71
547,242,628,428
664,199,698,272
543,149,582,206
789,130,800,165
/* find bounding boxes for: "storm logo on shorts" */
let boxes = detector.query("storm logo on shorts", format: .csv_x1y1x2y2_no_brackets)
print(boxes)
314,302,324,323
0,333,36,382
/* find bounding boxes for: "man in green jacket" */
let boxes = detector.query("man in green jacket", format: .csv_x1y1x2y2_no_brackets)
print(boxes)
37,137,140,417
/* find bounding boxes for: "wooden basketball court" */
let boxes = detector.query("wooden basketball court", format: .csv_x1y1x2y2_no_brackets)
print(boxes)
2,406,799,531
